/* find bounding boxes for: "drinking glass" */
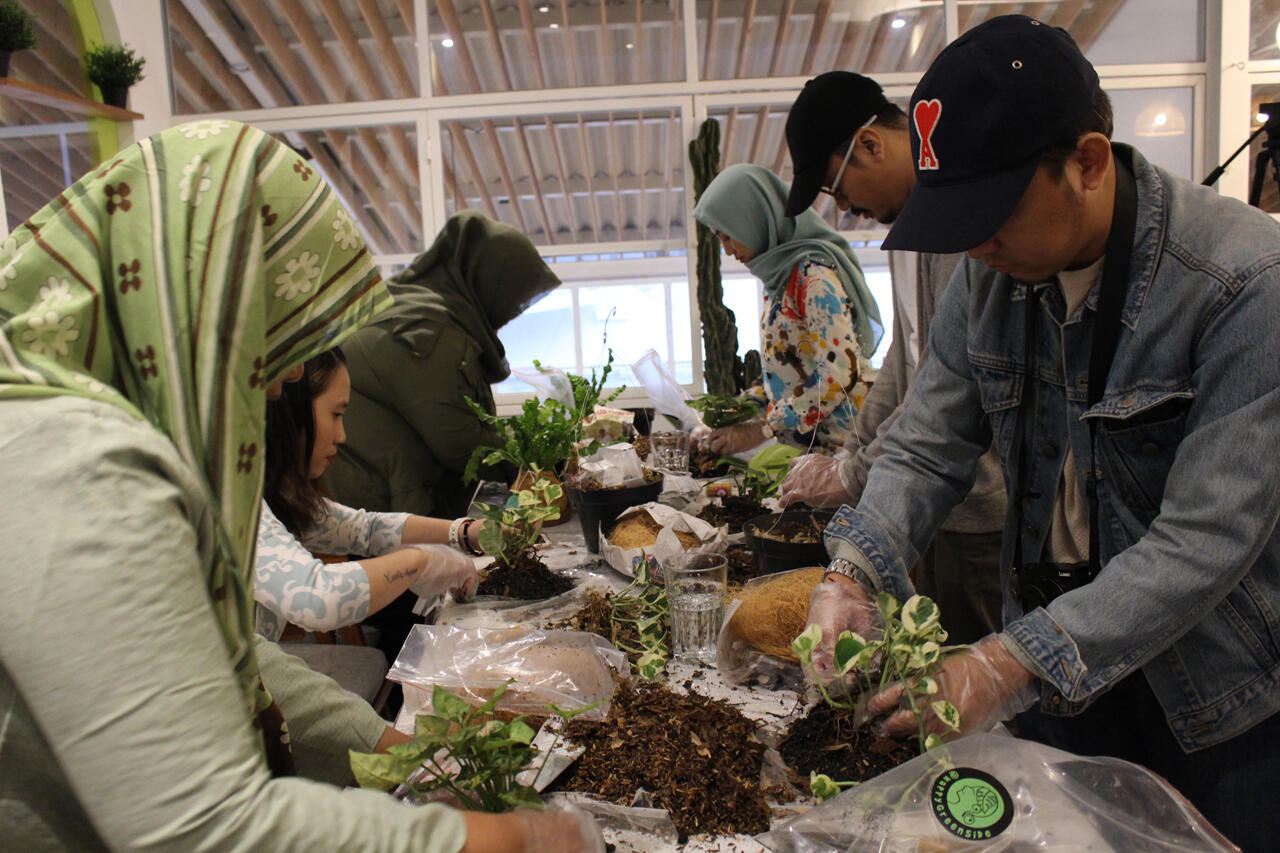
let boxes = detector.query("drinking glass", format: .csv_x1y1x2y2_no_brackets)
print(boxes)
667,552,728,665
650,430,690,473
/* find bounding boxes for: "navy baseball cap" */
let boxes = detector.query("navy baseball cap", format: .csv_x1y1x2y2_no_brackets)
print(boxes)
784,72,890,217
882,15,1100,253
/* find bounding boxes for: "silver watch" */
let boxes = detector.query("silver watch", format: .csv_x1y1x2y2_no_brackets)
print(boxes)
825,557,872,588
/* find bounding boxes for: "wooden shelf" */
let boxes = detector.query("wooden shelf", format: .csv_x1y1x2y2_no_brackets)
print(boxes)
0,77,141,121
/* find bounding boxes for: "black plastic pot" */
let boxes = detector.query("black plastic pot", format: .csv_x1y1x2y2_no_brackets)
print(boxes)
741,510,834,577
567,473,664,554
100,84,130,109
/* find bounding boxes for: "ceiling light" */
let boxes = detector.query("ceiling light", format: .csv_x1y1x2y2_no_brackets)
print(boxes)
625,42,634,49
538,4,550,11
891,17,906,29
549,22,560,29
1259,110,1273,124
441,37,454,47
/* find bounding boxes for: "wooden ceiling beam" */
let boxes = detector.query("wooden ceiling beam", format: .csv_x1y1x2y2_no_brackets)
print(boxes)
298,130,390,255
516,0,549,89
197,0,293,107
229,0,324,103
355,0,418,97
731,0,758,79
833,19,866,72
393,0,415,36
12,44,85,105
663,110,674,240
767,0,796,77
481,120,529,232
607,112,623,237
442,157,465,216
171,47,234,112
702,0,720,79
436,0,486,93
635,109,647,239
746,104,770,167
558,1,582,86
511,117,555,243
573,117,603,238
543,116,574,238
446,120,501,220
1069,1,1124,51
168,0,259,109
598,0,612,86
278,0,358,102
354,127,422,241
800,0,832,75
477,0,516,90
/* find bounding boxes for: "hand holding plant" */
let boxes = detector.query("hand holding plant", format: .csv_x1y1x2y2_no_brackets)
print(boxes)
866,633,1038,742
802,578,881,681
792,592,966,753
474,478,562,567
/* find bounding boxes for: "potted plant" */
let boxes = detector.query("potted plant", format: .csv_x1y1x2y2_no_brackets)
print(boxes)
472,476,574,600
699,443,799,534
83,42,146,110
781,593,965,797
0,1,35,78
464,396,579,525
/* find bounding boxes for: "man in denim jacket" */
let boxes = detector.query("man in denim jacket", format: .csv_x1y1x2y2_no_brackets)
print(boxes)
809,15,1280,847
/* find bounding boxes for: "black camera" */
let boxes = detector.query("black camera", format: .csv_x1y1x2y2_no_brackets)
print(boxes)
1012,562,1097,611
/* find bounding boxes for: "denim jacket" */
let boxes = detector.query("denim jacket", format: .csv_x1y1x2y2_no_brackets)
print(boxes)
826,145,1280,751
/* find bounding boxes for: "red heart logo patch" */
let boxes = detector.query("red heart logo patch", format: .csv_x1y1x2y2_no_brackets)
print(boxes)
914,99,942,171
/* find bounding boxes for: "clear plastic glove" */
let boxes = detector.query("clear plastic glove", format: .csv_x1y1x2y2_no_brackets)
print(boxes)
688,424,711,450
513,801,605,853
803,576,880,683
866,633,1038,740
703,419,769,456
405,544,479,603
778,453,855,508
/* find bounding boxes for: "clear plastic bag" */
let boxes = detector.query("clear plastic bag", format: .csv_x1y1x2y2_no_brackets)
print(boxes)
758,732,1239,852
632,349,703,432
512,365,575,407
389,625,628,725
717,568,824,689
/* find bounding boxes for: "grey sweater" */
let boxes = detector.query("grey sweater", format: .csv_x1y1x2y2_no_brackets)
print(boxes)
839,252,1006,533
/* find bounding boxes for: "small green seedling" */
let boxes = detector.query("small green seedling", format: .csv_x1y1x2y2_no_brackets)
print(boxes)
473,477,562,568
609,554,669,681
809,771,858,803
350,681,598,812
792,592,965,753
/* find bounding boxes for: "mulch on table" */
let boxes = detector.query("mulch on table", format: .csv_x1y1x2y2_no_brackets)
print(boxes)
556,682,772,840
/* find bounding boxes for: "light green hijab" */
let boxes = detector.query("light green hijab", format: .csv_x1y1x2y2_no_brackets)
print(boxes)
0,120,390,772
692,163,882,357
377,211,561,382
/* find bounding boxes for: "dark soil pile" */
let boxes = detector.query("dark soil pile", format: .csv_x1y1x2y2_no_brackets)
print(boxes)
476,551,574,599
778,702,915,793
557,682,772,839
752,515,825,544
697,496,767,534
725,544,756,586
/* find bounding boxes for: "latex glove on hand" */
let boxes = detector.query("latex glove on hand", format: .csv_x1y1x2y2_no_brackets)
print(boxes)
688,424,712,449
778,453,856,508
803,575,880,683
865,634,1038,741
405,544,479,603
513,801,605,853
703,419,769,456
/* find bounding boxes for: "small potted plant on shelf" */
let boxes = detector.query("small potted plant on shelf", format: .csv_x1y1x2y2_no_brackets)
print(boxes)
83,42,145,110
0,1,36,78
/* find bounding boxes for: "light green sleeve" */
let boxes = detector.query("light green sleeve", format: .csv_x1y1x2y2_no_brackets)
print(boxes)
0,398,467,853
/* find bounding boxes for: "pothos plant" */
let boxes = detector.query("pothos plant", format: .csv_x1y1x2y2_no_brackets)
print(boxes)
349,681,598,812
474,477,563,567
609,554,669,681
719,456,787,505
792,592,965,756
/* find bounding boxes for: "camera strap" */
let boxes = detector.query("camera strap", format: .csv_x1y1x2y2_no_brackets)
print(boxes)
1013,150,1138,578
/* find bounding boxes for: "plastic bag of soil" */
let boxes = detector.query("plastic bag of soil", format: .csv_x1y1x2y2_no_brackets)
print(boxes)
389,625,628,726
716,567,824,689
599,502,727,580
758,732,1238,853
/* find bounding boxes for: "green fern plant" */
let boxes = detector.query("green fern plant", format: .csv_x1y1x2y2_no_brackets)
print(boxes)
83,43,146,89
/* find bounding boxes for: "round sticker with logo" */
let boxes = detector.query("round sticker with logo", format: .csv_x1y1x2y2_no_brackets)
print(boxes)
930,767,1014,841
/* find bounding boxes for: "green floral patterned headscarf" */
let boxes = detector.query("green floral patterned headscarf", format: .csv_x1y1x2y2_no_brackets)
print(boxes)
0,120,391,772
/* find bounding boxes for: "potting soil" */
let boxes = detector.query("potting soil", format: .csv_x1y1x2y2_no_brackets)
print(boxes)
476,551,575,599
778,702,915,793
557,682,772,839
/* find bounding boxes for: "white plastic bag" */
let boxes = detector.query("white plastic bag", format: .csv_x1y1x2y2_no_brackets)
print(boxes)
513,365,575,407
632,349,703,432
758,732,1238,852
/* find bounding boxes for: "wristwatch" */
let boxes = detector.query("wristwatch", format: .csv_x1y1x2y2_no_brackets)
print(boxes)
825,557,874,589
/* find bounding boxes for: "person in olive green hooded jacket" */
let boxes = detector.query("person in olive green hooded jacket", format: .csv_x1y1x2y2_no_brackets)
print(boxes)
327,212,562,519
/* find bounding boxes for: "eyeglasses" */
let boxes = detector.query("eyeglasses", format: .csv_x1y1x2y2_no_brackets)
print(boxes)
819,114,878,201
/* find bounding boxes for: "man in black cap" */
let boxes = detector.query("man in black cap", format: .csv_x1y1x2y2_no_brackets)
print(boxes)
808,16,1280,848
777,70,1006,647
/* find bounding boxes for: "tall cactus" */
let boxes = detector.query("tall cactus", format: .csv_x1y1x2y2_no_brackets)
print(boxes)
689,118,758,395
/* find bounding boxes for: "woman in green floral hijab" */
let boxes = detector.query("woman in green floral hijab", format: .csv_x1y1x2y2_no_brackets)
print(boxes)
0,120,390,771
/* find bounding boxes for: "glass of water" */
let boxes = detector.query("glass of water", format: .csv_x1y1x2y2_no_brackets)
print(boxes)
650,430,690,473
667,552,728,665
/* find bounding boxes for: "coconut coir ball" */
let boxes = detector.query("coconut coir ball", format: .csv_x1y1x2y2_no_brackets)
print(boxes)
725,568,825,661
